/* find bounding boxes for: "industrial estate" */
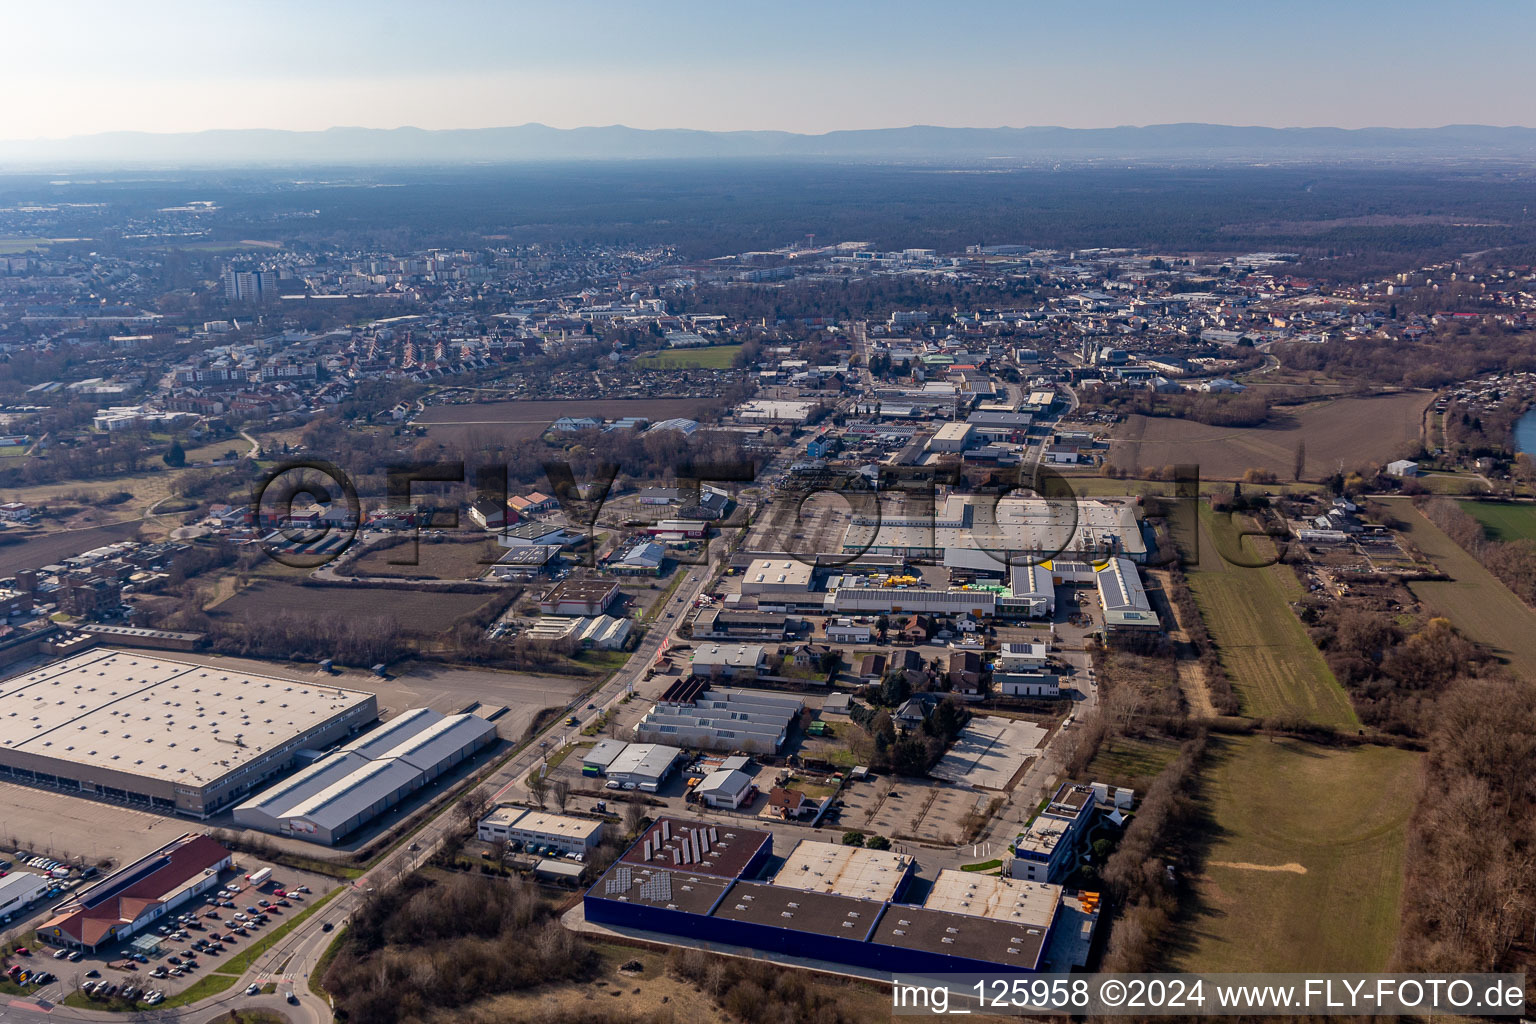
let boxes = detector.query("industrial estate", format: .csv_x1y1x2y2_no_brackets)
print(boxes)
0,11,1530,1021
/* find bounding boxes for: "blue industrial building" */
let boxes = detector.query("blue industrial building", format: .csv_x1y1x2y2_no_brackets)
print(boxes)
583,817,1057,975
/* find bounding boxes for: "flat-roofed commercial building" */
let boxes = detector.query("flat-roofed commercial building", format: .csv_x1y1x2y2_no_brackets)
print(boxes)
581,738,628,777
618,818,774,879
583,817,1064,974
842,495,1146,563
539,579,620,617
927,421,975,453
232,708,496,844
0,650,376,817
477,806,603,854
688,643,768,679
41,832,232,950
771,840,914,902
739,559,815,599
922,868,1061,926
1011,782,1099,883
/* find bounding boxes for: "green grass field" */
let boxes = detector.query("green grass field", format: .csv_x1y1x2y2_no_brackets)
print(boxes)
1086,735,1181,788
1173,735,1418,972
1457,500,1536,542
1185,508,1359,728
634,344,742,369
1388,499,1536,677
0,237,53,254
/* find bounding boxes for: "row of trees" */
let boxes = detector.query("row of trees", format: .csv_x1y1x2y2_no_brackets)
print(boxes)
1090,385,1271,428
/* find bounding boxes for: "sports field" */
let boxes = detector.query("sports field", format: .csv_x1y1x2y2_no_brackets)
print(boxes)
1388,499,1536,677
1174,735,1418,972
634,344,742,369
1185,508,1358,728
1457,500,1536,542
1111,391,1432,481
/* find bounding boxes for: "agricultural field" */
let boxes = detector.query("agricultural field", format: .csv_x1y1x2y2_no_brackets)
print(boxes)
209,579,499,635
634,343,743,369
1457,499,1536,542
416,398,702,444
343,535,502,580
1173,735,1418,973
1111,391,1433,480
1186,508,1359,728
1054,473,1323,499
0,519,143,576
1387,499,1536,677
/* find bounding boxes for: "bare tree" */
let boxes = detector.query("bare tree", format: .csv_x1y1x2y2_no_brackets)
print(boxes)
623,800,647,838
551,779,571,814
459,786,492,833
1293,439,1307,482
527,773,549,809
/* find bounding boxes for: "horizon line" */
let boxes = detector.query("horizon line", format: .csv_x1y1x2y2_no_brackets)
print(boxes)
7,120,1536,145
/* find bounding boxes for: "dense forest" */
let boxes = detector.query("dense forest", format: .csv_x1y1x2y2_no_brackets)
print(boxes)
8,164,1536,262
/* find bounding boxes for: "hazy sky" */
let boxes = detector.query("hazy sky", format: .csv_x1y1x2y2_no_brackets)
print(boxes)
6,0,1535,138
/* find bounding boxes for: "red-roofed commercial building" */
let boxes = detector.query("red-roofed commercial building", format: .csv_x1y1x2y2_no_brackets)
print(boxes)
40,833,232,950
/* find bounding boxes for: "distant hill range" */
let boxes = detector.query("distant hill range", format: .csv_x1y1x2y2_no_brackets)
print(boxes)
4,123,1536,167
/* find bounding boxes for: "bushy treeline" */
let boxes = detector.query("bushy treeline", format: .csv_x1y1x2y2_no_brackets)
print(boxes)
1418,496,1536,606
1097,732,1209,972
1091,388,1272,428
326,873,594,1024
1162,565,1241,715
1277,326,1536,388
666,945,869,1024
1398,676,1536,973
0,431,161,488
1308,598,1481,735
206,607,409,666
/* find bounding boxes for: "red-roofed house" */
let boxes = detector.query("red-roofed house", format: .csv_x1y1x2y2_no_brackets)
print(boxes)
40,833,232,950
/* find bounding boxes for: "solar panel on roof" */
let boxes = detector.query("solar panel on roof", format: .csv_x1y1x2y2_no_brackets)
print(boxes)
604,867,633,895
637,871,672,903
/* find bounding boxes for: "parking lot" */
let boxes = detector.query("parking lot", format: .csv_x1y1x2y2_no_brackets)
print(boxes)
0,778,191,878
836,776,992,847
930,716,1045,790
15,855,340,1009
